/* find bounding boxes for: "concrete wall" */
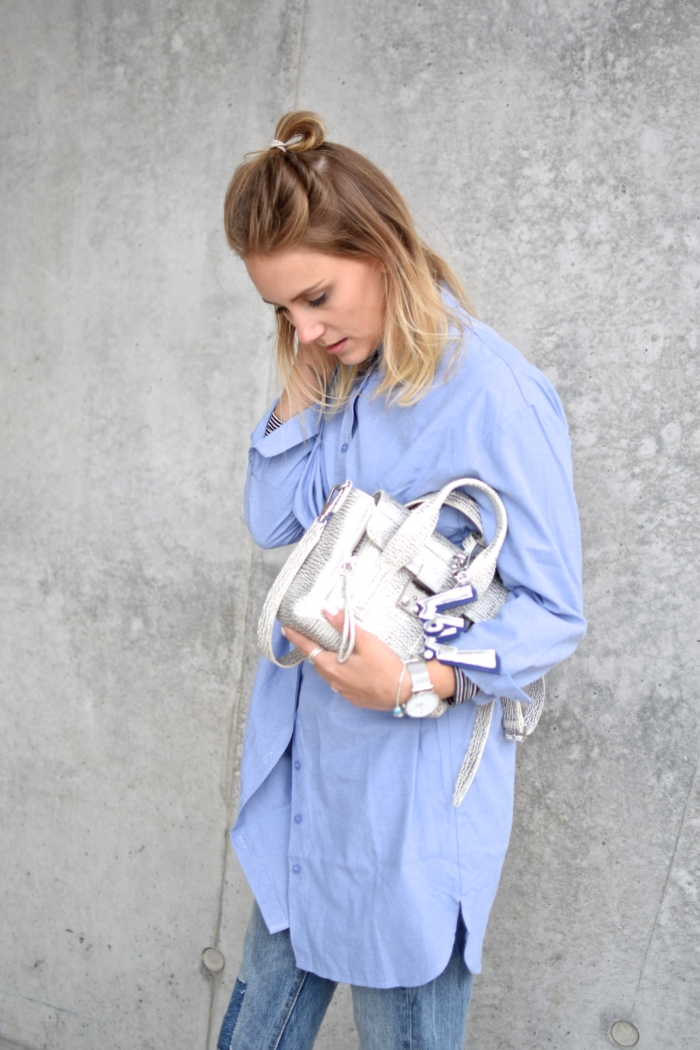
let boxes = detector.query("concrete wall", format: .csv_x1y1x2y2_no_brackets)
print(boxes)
1,2,698,1048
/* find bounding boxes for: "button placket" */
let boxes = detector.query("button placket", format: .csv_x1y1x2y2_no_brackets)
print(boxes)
290,745,304,880
337,391,358,462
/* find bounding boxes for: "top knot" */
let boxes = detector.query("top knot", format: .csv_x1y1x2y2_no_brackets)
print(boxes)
271,110,326,154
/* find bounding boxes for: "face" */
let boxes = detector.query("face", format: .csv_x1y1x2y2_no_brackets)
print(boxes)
245,249,386,366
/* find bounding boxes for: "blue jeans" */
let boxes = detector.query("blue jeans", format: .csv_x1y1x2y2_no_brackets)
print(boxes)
217,902,474,1050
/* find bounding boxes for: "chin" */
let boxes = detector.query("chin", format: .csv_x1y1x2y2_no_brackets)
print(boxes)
340,346,373,366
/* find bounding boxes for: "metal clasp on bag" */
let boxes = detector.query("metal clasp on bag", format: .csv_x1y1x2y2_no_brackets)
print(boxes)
339,554,357,577
450,543,478,586
318,480,353,525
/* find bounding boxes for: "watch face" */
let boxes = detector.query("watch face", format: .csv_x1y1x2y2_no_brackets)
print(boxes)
405,690,441,718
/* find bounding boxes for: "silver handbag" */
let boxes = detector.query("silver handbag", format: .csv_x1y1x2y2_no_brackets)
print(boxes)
258,477,544,804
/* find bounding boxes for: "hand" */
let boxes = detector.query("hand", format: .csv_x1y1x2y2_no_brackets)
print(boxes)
281,607,456,711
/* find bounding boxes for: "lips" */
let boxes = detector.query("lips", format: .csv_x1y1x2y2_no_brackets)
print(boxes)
322,338,348,355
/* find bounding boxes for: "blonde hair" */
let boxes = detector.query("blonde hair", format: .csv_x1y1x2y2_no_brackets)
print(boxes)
224,111,474,409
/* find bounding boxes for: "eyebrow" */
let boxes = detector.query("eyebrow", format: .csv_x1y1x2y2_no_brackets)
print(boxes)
262,281,326,306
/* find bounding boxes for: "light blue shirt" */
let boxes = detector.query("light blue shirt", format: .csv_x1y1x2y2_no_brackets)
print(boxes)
231,312,586,987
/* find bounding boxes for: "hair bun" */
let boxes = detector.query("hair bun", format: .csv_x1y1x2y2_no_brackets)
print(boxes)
273,110,326,153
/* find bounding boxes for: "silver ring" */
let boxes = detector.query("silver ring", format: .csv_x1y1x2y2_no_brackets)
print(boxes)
308,646,325,665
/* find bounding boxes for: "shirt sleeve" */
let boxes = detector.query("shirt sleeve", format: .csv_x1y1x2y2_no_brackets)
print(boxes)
244,400,327,548
446,401,586,704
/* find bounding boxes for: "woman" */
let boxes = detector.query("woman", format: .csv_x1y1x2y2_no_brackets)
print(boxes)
217,112,585,1050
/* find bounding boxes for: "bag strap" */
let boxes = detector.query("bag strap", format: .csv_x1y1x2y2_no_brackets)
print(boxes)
408,483,546,801
452,702,494,805
451,679,545,807
502,677,546,741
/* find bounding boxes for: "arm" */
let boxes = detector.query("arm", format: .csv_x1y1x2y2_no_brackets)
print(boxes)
244,344,333,549
282,609,458,709
445,402,586,702
281,400,585,710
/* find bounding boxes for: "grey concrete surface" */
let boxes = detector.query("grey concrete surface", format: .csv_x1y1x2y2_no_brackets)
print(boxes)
1,2,698,1049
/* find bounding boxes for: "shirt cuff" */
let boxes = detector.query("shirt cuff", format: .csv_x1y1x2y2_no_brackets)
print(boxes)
250,399,323,456
447,670,479,707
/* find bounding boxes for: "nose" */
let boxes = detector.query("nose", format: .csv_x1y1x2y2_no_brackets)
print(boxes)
292,311,325,345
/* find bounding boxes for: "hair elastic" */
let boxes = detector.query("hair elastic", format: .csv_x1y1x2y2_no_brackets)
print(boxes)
270,139,287,153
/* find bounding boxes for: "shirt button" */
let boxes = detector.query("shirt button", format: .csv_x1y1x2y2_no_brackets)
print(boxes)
294,760,301,771
294,814,302,824
340,442,348,453
292,864,301,874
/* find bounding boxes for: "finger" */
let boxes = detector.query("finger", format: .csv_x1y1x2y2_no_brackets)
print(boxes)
323,605,376,652
282,627,339,681
281,625,317,656
322,605,345,632
321,606,367,666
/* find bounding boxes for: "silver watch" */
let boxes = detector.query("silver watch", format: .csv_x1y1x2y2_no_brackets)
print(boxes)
404,659,441,718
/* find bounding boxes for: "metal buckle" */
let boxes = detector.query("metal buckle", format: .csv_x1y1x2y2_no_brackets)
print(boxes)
318,480,353,524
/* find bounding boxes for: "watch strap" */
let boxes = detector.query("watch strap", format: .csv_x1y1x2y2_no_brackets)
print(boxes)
405,659,441,717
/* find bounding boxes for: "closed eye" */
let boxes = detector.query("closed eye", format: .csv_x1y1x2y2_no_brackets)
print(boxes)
274,292,327,315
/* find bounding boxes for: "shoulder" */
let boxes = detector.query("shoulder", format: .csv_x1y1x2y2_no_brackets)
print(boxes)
436,301,569,434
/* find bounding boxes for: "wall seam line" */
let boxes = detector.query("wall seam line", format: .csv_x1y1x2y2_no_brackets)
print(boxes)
0,1034,43,1050
205,327,280,1048
204,531,258,1050
294,0,309,107
630,751,699,1013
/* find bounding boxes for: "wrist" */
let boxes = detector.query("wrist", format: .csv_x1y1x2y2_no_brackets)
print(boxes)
399,660,455,705
426,660,456,700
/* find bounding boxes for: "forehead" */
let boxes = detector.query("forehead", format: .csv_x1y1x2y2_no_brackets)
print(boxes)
245,249,327,294
245,249,372,302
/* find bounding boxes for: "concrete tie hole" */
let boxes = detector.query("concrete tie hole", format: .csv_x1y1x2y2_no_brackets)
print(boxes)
202,947,226,974
611,1020,640,1047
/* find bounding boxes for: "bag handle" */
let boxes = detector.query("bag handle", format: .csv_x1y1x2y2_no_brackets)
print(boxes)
256,515,330,668
381,477,508,602
406,489,483,533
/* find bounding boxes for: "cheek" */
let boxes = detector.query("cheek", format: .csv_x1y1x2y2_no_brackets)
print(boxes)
356,276,384,332
371,284,386,334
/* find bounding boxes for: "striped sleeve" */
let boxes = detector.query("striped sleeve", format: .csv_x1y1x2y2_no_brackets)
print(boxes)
263,410,284,437
447,670,479,707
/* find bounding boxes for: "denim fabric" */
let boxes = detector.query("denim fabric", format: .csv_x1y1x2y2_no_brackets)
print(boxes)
218,902,473,1050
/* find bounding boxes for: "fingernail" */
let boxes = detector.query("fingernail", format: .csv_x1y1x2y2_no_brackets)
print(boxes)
281,627,287,637
324,604,339,616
